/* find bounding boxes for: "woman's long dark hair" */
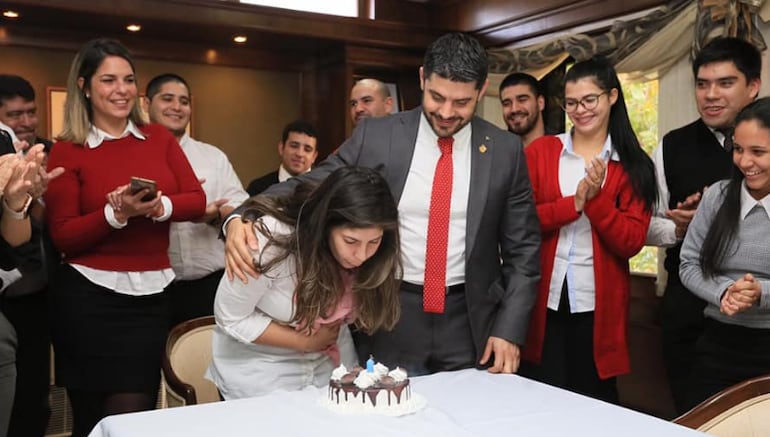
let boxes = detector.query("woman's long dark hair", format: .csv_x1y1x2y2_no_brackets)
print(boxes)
241,166,401,334
700,98,770,277
565,58,657,211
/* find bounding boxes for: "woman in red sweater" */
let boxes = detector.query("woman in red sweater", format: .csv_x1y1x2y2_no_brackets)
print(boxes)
520,58,656,403
43,39,205,437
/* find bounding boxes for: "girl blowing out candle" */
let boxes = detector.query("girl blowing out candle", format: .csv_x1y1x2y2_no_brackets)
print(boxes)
208,166,401,399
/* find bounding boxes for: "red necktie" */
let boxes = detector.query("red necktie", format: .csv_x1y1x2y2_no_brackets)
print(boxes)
423,136,454,313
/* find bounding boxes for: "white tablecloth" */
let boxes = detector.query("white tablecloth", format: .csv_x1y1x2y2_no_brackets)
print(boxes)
88,369,705,437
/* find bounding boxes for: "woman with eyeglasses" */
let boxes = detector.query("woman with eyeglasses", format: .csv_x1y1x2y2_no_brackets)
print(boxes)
520,57,657,403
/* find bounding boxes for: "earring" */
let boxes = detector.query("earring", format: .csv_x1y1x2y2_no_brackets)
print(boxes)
85,93,90,99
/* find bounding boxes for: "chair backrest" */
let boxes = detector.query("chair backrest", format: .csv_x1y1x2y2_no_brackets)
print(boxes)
161,316,219,406
674,374,770,437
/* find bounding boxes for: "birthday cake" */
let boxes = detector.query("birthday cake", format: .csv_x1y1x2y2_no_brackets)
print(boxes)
322,359,426,416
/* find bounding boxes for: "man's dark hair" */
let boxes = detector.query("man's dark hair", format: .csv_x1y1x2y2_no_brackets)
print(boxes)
145,73,191,100
423,33,488,90
282,120,317,144
499,72,543,97
693,37,761,82
0,75,35,104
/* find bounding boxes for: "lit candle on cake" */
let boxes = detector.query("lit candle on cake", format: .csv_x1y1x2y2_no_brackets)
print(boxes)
366,355,375,373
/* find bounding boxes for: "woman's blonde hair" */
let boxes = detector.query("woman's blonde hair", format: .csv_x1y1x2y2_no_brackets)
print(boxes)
58,38,145,144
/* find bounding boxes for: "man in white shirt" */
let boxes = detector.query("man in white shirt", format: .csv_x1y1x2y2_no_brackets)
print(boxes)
145,73,249,326
225,33,540,377
644,37,761,414
245,120,318,196
498,72,549,147
349,78,394,126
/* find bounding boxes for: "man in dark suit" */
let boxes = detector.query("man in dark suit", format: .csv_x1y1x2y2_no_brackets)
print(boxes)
0,75,52,152
225,33,540,376
245,120,318,196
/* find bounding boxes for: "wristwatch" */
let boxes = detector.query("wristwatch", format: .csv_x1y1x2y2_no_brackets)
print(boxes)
3,194,32,219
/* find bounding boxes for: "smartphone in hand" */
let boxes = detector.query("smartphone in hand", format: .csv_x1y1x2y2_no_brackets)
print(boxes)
130,176,158,202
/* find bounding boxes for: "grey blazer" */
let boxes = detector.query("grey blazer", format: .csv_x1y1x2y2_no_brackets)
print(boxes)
242,107,541,360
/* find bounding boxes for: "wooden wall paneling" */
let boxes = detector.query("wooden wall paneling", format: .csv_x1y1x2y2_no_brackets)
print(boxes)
0,23,307,72
429,0,668,47
2,0,442,50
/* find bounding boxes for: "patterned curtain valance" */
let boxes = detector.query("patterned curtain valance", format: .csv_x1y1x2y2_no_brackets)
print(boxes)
488,0,768,80
487,0,692,75
693,0,766,57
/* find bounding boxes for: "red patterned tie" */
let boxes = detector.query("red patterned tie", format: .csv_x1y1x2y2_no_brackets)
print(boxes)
423,136,454,313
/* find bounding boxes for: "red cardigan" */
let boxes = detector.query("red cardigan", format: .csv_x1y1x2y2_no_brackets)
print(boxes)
45,123,205,272
522,135,650,379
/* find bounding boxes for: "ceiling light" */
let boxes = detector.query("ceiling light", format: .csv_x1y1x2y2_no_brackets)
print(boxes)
233,35,247,44
126,24,141,32
2,11,20,19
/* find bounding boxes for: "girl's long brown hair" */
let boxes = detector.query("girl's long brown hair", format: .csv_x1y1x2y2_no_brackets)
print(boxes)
242,166,401,334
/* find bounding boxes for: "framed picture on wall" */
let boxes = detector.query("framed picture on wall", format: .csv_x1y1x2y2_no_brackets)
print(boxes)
47,87,192,140
384,82,400,113
46,87,67,140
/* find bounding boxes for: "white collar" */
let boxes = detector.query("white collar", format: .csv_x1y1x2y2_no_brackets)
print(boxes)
739,181,770,220
86,121,145,149
557,130,620,162
178,132,191,148
0,121,19,144
278,164,310,183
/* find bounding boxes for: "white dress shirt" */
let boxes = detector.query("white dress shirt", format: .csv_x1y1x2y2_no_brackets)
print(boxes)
207,216,356,399
72,122,175,296
398,113,471,285
168,134,249,280
277,164,298,183
547,132,619,313
646,127,728,247
0,121,20,144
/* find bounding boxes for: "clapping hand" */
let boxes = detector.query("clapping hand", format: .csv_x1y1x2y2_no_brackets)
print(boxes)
23,144,64,199
666,190,702,240
720,273,761,316
574,156,607,213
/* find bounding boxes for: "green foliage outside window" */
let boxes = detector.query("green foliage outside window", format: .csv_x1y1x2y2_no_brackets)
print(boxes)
624,79,659,274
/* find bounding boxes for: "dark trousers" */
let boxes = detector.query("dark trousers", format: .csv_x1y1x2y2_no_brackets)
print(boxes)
660,281,706,414
684,318,770,412
520,284,618,404
0,312,16,437
354,284,476,376
0,291,50,437
165,269,224,327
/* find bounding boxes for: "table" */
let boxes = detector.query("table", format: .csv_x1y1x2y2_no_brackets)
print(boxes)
88,369,705,437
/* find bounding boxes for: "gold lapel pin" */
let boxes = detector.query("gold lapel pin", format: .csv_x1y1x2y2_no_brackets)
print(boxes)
479,144,487,154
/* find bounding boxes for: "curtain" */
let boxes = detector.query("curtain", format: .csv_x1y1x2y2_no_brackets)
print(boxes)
487,0,767,81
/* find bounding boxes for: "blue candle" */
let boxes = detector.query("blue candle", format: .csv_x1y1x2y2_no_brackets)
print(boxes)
366,355,375,373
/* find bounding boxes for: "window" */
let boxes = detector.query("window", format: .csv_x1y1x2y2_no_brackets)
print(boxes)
624,78,658,275
238,0,358,17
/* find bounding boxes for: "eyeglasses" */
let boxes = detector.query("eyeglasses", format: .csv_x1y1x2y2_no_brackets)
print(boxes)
561,91,608,113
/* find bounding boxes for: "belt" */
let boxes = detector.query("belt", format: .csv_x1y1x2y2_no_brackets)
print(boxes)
401,281,465,295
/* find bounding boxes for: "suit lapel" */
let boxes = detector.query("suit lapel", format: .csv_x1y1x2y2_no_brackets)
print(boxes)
387,108,421,204
466,117,492,257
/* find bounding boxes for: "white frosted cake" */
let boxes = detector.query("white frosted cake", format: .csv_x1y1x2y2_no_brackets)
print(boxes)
322,359,425,416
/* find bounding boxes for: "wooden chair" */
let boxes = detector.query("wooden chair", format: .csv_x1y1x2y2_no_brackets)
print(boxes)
674,374,770,436
161,316,220,407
